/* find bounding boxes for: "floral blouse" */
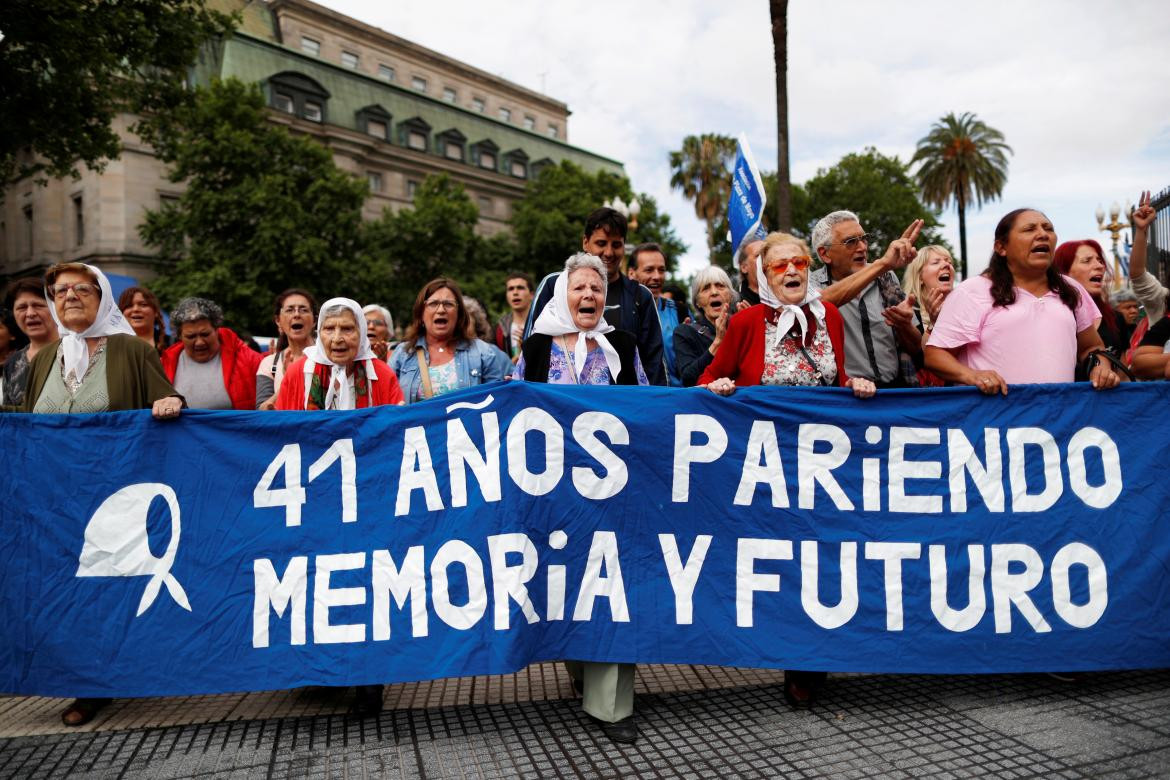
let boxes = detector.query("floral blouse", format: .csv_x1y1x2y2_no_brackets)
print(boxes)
515,339,649,386
760,320,837,387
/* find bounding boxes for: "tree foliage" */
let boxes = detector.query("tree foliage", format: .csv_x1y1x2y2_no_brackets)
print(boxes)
139,78,369,335
510,161,686,278
911,111,1011,276
668,134,737,262
0,0,236,187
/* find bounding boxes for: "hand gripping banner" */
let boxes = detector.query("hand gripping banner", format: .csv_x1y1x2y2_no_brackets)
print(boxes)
1,381,1169,698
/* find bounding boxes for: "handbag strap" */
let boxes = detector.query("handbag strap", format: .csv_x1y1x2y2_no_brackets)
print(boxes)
415,348,434,400
797,343,829,386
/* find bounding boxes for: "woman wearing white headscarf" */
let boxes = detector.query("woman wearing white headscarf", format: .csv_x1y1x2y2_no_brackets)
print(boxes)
699,232,875,399
17,262,182,727
515,253,648,386
512,253,645,745
275,298,403,410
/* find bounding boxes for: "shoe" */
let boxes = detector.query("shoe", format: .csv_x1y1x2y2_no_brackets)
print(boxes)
783,679,815,709
348,684,384,719
593,715,638,744
60,697,112,727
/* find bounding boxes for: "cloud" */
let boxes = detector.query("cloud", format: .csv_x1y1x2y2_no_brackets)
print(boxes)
323,0,1170,280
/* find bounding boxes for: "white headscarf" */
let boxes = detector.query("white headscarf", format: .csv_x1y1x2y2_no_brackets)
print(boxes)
46,264,135,383
756,253,826,348
302,297,378,410
532,258,622,380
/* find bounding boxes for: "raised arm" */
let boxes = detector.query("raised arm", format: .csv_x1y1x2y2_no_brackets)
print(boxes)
818,219,922,306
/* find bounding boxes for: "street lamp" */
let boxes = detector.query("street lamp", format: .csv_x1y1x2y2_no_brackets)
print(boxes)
603,196,641,232
1095,199,1131,292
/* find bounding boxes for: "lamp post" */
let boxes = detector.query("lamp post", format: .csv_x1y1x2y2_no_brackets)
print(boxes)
1095,200,1131,292
603,196,641,232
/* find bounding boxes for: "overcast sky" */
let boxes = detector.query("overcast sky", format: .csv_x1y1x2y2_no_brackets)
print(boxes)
323,0,1170,281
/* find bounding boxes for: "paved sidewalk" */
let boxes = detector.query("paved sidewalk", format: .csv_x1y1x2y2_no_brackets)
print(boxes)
1,665,1168,778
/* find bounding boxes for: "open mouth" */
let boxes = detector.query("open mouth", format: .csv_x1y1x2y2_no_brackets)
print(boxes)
1031,243,1051,255
1088,273,1104,285
938,271,952,283
578,305,597,315
289,322,305,332
432,316,449,328
708,299,723,311
783,278,802,290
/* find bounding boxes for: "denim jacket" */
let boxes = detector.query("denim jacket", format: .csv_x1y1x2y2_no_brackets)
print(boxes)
388,339,513,404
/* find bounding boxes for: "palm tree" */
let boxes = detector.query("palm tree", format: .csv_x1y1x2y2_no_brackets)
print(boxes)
669,134,737,263
770,0,792,231
911,112,1012,277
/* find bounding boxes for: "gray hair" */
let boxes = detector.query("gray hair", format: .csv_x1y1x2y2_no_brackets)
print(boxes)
171,297,223,328
362,303,393,332
690,265,736,309
563,252,608,298
320,303,356,323
1110,288,1138,306
810,210,861,256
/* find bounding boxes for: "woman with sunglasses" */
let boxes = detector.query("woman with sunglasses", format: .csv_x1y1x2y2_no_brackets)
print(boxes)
388,278,513,403
699,232,876,399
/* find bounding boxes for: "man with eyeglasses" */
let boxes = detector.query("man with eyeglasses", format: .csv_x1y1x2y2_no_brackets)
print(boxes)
524,207,667,385
808,210,924,388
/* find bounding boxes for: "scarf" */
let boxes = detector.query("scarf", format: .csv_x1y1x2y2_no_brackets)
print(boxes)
756,254,825,348
46,264,135,384
531,262,622,381
301,297,378,410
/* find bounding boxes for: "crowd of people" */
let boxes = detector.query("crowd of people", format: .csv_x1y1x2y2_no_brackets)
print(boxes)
1,192,1166,740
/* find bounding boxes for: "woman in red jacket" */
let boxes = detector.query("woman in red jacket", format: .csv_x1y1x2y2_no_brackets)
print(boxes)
699,232,875,399
698,231,874,710
161,297,261,410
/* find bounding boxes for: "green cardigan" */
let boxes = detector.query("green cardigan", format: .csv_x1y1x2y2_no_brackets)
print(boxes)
20,333,180,413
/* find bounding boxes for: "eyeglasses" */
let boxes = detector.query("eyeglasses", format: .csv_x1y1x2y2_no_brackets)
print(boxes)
765,256,811,272
425,300,458,311
366,318,386,327
281,305,312,315
48,283,98,299
832,233,872,249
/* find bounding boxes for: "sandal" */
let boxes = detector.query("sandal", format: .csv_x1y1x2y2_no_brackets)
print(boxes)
60,697,112,727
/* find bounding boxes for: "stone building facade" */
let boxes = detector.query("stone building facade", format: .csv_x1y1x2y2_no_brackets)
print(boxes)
0,0,623,283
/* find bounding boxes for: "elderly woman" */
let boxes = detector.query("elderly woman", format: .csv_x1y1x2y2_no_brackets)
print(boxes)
2,278,59,407
118,286,168,353
275,298,403,410
388,278,512,403
699,232,876,399
256,289,317,410
362,303,395,361
161,297,261,410
926,209,1121,393
698,232,872,709
672,265,736,387
17,263,182,726
1053,240,1126,360
513,253,645,744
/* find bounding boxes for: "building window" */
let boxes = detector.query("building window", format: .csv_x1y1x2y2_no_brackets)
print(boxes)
268,72,330,124
407,131,427,150
471,97,485,113
367,172,383,192
498,107,511,122
503,149,529,179
411,76,427,92
159,193,180,209
445,144,463,161
303,101,322,122
366,119,387,140
437,129,466,162
273,93,294,114
72,194,84,246
301,36,320,56
407,180,419,199
442,87,457,103
340,51,359,70
478,152,495,170
510,160,526,177
378,64,395,82
399,117,432,153
22,205,33,257
478,196,492,215
547,124,559,139
523,116,536,131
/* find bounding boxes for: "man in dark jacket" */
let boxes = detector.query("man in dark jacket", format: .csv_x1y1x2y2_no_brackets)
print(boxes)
524,207,667,385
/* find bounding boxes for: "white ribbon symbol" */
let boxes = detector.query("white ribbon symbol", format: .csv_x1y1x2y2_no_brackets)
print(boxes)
75,483,192,617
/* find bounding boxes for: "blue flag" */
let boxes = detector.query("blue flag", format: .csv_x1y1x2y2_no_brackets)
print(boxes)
727,133,767,264
2,381,1169,698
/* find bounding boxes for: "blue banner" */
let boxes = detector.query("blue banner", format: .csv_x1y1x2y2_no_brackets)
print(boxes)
727,133,767,263
2,382,1169,698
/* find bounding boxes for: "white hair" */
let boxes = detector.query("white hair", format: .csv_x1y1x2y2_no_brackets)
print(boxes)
563,252,608,298
362,303,393,333
690,265,736,309
810,210,861,256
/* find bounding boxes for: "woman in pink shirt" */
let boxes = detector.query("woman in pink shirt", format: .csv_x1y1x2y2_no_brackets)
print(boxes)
925,208,1121,392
